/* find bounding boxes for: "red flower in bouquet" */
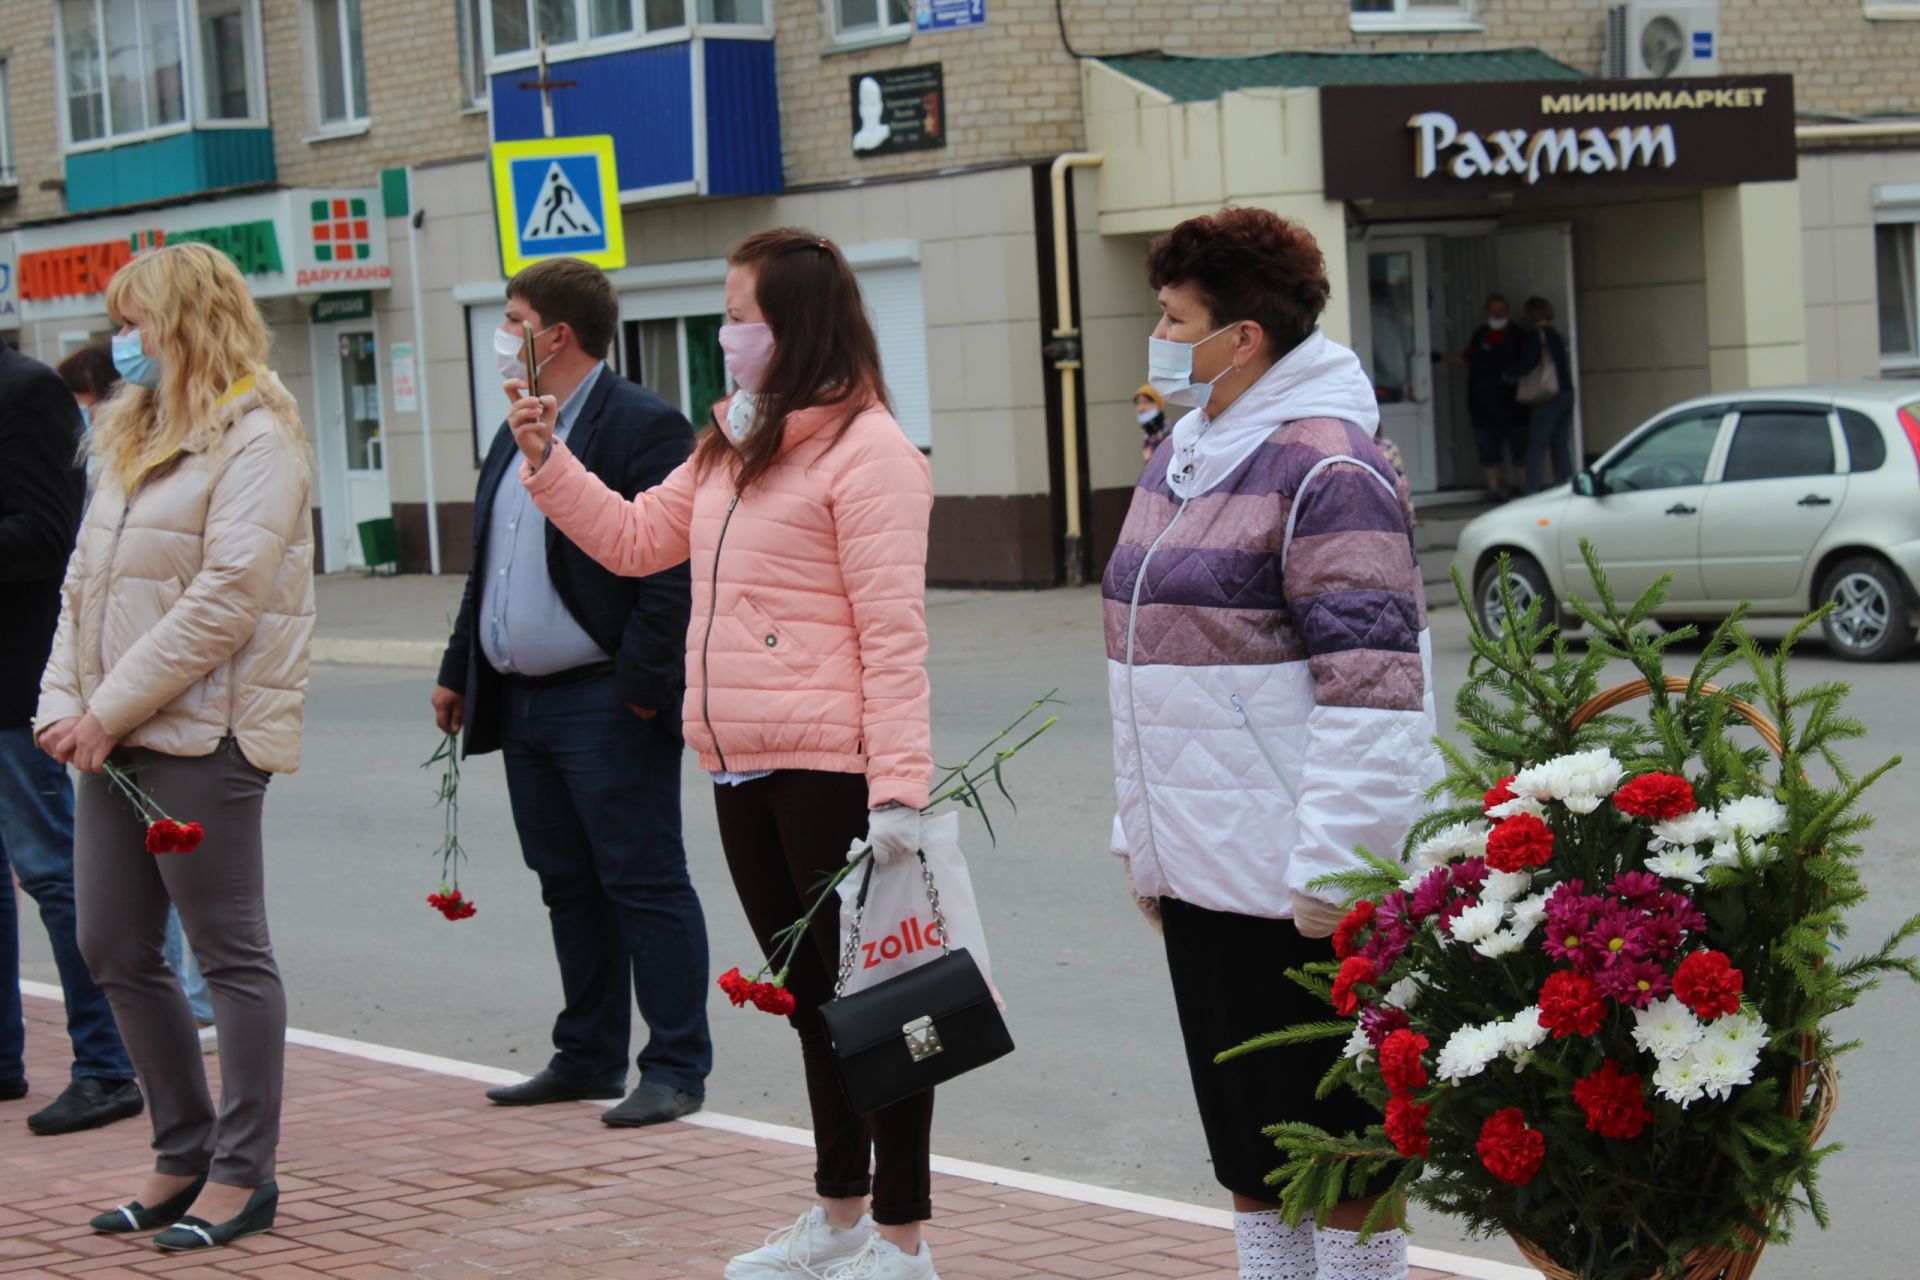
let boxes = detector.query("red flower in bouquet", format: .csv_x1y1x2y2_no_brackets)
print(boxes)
1483,774,1518,813
144,819,205,854
1613,772,1696,820
1486,813,1554,872
1332,900,1376,959
718,967,755,1006
750,983,797,1016
1537,969,1607,1038
1385,1093,1432,1157
426,890,477,921
1379,1029,1430,1093
1331,955,1378,1016
717,967,797,1016
1476,1108,1546,1185
1673,949,1744,1020
1572,1060,1653,1140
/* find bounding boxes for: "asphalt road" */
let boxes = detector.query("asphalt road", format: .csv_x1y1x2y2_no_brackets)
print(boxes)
19,591,1919,1277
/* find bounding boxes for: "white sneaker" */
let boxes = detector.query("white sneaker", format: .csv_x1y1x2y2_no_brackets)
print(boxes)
820,1235,938,1280
725,1207,874,1279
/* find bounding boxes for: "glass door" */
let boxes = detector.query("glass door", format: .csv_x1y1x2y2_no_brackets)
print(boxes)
314,324,391,569
1355,238,1436,493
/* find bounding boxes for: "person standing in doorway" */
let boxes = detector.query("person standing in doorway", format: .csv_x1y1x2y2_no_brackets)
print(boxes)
1520,296,1576,494
1447,293,1528,502
510,228,939,1280
432,257,712,1127
37,242,314,1249
0,340,143,1138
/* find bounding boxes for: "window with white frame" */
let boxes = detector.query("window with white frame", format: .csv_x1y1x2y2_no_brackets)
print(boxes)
0,61,13,184
198,0,260,120
834,0,910,41
60,0,189,145
482,0,767,64
458,0,488,105
1350,0,1479,29
312,0,367,127
1876,222,1919,368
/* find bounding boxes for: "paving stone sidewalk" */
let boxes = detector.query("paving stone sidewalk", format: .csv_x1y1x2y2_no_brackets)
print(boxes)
0,997,1477,1279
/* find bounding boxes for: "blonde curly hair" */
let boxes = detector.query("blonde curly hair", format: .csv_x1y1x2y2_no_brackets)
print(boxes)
91,241,306,489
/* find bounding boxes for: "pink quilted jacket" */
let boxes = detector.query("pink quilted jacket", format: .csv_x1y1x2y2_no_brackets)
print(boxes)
523,397,935,808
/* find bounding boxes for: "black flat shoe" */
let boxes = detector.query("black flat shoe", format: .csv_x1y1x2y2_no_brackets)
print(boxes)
28,1077,143,1135
152,1182,277,1251
0,1078,25,1103
89,1175,208,1234
602,1082,703,1128
485,1068,624,1107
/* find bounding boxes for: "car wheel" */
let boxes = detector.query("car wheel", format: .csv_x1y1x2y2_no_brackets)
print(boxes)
1474,553,1556,640
1818,556,1916,662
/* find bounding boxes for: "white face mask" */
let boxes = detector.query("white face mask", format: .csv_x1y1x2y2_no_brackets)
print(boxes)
495,324,556,384
1486,316,1509,332
1135,406,1161,427
1147,325,1238,409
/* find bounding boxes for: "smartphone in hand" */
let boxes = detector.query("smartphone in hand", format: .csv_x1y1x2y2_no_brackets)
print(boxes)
521,322,540,401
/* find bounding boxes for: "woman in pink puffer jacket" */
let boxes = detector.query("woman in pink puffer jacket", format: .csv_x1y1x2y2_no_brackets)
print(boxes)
508,230,941,1280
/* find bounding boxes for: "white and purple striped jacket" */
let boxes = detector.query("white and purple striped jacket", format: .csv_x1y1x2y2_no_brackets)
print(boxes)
1104,405,1442,923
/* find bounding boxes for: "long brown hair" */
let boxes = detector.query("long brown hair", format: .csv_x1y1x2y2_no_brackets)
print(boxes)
693,228,889,492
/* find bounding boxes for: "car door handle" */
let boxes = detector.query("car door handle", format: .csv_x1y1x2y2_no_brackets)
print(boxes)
1797,494,1832,507
1665,503,1696,516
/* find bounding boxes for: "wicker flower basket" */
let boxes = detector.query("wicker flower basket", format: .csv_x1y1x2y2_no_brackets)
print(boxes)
1511,677,1841,1280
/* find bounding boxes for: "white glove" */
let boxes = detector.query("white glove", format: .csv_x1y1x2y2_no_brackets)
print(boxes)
1289,891,1345,940
860,804,922,868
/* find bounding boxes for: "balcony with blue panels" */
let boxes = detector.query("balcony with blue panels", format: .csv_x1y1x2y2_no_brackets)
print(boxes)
489,35,781,201
65,129,277,214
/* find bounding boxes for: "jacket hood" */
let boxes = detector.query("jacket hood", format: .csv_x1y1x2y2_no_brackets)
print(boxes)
1165,329,1381,499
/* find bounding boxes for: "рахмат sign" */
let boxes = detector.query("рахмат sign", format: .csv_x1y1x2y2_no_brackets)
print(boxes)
1319,75,1795,201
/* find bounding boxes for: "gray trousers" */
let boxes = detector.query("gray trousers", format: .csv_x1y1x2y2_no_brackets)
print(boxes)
73,739,284,1186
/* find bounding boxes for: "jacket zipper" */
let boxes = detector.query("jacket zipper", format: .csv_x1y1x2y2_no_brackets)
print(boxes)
1122,495,1190,865
700,493,741,773
1230,691,1298,807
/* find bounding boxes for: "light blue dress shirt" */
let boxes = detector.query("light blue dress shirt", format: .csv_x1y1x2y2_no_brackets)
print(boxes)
478,365,612,677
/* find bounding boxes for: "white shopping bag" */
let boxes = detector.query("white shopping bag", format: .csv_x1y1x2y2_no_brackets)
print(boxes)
836,811,994,998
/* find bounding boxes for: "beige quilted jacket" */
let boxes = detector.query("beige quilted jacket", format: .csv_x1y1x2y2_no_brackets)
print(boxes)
37,383,316,774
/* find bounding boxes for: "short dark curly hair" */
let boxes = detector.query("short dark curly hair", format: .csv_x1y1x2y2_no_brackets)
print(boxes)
1145,207,1329,358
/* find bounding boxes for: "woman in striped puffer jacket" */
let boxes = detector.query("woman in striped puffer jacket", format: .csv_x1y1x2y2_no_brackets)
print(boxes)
1104,207,1441,1280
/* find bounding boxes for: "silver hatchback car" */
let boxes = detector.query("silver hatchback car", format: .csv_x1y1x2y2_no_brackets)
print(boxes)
1453,383,1920,661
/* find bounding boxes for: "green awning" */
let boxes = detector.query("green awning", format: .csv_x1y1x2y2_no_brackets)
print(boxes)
1098,48,1587,104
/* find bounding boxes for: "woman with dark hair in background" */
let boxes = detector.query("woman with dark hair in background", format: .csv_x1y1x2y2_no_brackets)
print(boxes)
1519,296,1576,493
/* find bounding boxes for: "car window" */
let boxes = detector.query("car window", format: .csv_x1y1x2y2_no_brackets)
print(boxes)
1839,408,1887,472
1602,410,1724,492
1722,410,1835,482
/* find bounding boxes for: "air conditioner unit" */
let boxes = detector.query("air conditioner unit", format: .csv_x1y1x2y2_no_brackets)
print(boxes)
1604,1,1721,80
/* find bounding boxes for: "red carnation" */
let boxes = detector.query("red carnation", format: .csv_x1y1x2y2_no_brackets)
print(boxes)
173,822,205,852
1332,901,1377,959
426,890,477,921
1384,1093,1432,1157
146,820,189,854
1613,773,1697,821
1537,969,1608,1039
1331,955,1378,1017
1476,1108,1546,1186
751,983,797,1016
718,968,755,1007
1378,1029,1430,1095
1483,775,1518,813
1486,813,1555,872
1572,1060,1653,1140
1673,949,1744,1021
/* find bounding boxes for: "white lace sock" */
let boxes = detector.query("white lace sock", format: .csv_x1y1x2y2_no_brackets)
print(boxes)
1314,1225,1408,1280
1234,1209,1315,1280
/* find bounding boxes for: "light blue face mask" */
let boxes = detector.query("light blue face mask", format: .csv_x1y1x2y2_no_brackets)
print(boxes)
111,329,162,389
79,404,92,431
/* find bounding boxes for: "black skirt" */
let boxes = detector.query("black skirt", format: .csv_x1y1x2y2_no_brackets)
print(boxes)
1161,897,1385,1203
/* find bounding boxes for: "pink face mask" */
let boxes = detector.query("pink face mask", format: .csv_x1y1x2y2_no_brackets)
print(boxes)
719,322,776,394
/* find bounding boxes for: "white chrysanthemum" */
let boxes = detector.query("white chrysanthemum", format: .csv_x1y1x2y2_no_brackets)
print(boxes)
1691,1037,1760,1102
1718,795,1787,840
1653,1054,1708,1107
1482,869,1533,904
1447,900,1508,945
1343,1022,1373,1063
1436,1022,1505,1082
1507,893,1549,937
1487,794,1546,821
1383,975,1423,1010
1413,821,1491,870
1499,1008,1549,1056
1705,839,1743,869
1474,929,1526,959
1507,760,1559,803
1511,749,1624,814
1650,809,1719,850
1645,848,1708,884
1699,1011,1769,1058
1632,998,1704,1062
1561,748,1627,798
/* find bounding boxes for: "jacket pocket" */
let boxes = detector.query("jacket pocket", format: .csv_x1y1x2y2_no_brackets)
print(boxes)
1229,690,1297,807
736,591,818,676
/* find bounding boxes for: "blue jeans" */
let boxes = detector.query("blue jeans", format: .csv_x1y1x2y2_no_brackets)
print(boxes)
500,672,712,1095
165,909,214,1023
1526,389,1577,494
0,727,134,1082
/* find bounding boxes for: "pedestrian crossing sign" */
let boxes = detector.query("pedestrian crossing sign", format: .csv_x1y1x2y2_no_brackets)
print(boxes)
490,135,626,276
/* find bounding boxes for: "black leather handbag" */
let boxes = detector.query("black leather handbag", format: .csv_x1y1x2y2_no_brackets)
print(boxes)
817,854,1013,1116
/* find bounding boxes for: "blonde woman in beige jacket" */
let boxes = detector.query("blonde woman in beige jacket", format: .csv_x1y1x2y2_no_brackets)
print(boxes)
35,242,314,1252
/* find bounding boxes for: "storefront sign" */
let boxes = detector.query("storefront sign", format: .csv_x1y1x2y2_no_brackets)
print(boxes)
916,0,984,32
1319,75,1796,201
311,291,374,323
390,342,419,412
0,234,21,328
13,188,391,323
851,64,945,158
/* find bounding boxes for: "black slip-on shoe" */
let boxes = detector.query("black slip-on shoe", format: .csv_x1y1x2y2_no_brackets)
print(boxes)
0,1078,26,1103
602,1082,703,1128
485,1068,625,1107
27,1077,143,1135
89,1175,208,1234
152,1182,278,1251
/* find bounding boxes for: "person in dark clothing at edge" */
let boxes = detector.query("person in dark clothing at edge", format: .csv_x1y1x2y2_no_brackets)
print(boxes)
1443,293,1531,502
431,257,713,1127
0,340,143,1136
1519,296,1577,494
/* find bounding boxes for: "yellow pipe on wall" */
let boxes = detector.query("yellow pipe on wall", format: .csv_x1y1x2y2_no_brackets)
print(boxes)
1049,151,1103,586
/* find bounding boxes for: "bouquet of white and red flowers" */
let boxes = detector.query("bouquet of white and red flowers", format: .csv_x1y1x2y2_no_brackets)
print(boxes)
1233,546,1920,1280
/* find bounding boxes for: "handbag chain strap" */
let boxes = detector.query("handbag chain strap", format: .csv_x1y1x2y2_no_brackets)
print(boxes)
833,851,951,999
